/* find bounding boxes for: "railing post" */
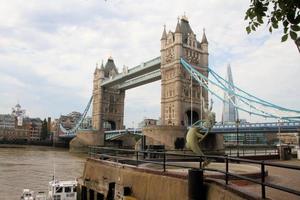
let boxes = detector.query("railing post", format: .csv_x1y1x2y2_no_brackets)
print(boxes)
225,155,229,185
163,151,166,172
188,169,204,200
261,161,266,199
199,156,203,169
136,151,139,167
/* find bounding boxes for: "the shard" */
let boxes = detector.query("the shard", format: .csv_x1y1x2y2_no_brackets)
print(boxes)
222,64,238,123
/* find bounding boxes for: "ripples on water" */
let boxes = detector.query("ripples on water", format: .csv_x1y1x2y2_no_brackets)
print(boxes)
0,145,86,200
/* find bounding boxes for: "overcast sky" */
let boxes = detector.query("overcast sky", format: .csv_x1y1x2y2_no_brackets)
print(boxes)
0,0,299,127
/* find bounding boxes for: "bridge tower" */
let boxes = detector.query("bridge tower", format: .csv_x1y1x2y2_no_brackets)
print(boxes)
160,16,209,126
92,57,125,131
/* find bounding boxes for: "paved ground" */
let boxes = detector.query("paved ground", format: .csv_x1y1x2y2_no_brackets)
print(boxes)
230,159,300,200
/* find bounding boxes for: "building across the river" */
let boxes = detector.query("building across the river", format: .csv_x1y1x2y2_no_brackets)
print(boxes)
0,104,43,142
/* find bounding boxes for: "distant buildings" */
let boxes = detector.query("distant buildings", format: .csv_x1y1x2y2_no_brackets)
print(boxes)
0,114,15,129
52,111,92,137
221,65,267,145
81,116,92,129
0,104,43,142
138,118,160,128
0,103,93,142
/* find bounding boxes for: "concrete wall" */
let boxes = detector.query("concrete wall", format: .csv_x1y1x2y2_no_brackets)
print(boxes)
143,125,187,149
78,158,255,200
79,158,188,200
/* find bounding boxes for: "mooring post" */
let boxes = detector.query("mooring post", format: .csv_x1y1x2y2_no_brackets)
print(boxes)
188,169,205,200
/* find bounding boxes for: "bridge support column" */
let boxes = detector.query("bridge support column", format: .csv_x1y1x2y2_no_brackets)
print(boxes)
142,125,224,154
69,130,104,153
160,16,209,127
202,134,224,155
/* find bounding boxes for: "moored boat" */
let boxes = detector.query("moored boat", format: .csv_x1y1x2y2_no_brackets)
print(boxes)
20,189,34,200
21,179,77,200
48,179,77,200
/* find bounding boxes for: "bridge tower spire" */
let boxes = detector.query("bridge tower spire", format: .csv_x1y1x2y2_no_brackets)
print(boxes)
92,57,125,131
160,16,209,126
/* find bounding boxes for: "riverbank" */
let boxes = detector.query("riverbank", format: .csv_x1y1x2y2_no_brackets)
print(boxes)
0,139,69,148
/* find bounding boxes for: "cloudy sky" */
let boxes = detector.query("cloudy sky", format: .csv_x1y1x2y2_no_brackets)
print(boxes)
0,0,299,126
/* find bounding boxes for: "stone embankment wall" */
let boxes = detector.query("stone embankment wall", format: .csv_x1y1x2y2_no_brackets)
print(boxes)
69,130,104,152
77,158,254,200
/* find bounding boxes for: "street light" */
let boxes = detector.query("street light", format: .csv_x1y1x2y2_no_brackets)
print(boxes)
236,119,240,157
296,37,300,53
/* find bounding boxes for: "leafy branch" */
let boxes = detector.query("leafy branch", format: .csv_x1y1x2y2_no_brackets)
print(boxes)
245,0,300,42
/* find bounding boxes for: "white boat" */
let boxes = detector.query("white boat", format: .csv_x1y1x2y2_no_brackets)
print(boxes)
48,180,77,200
21,180,77,200
20,189,34,200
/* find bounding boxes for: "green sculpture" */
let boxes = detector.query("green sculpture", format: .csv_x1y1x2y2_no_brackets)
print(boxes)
186,100,216,167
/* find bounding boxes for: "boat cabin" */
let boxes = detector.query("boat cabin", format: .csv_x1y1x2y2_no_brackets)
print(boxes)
48,180,77,200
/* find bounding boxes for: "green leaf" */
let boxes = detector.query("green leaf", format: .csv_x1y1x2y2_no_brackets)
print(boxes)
281,34,288,42
251,24,256,31
284,27,288,34
290,31,297,40
271,17,276,24
272,23,278,29
258,17,263,24
283,20,289,27
291,25,300,31
246,26,251,34
269,26,272,33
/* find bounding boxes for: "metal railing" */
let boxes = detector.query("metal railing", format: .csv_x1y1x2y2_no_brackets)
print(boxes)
225,145,279,157
89,146,300,199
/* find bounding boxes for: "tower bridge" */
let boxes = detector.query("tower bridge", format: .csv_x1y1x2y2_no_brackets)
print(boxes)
60,16,300,152
92,16,209,133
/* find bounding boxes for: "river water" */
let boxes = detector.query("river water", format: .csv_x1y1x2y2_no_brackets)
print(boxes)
0,145,86,200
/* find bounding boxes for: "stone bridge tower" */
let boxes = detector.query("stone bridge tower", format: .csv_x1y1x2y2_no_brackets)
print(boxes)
160,16,209,126
92,57,125,131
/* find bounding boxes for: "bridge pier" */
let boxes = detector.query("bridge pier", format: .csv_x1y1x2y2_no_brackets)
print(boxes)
69,130,104,153
142,125,224,154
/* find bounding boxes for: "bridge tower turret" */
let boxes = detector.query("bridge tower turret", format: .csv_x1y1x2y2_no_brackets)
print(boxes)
160,16,209,126
92,63,102,130
92,58,125,131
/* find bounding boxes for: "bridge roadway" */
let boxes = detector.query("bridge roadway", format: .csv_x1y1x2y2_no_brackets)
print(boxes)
104,121,300,140
58,122,300,139
101,56,161,90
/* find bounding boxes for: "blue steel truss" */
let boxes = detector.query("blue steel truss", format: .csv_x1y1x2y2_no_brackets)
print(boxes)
59,57,300,138
59,95,93,136
180,58,300,122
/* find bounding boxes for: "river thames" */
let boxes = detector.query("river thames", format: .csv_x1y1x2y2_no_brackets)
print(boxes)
0,145,86,200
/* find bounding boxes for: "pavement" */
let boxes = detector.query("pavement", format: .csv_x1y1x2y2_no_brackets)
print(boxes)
231,159,300,200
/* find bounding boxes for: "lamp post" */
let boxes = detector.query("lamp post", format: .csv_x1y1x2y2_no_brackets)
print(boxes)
278,119,281,146
236,119,240,157
296,37,300,53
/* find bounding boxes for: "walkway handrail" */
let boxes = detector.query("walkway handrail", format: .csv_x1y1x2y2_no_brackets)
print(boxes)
88,146,300,199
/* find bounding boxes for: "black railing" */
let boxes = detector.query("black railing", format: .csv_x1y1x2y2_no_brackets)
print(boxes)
225,145,279,157
88,146,300,199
